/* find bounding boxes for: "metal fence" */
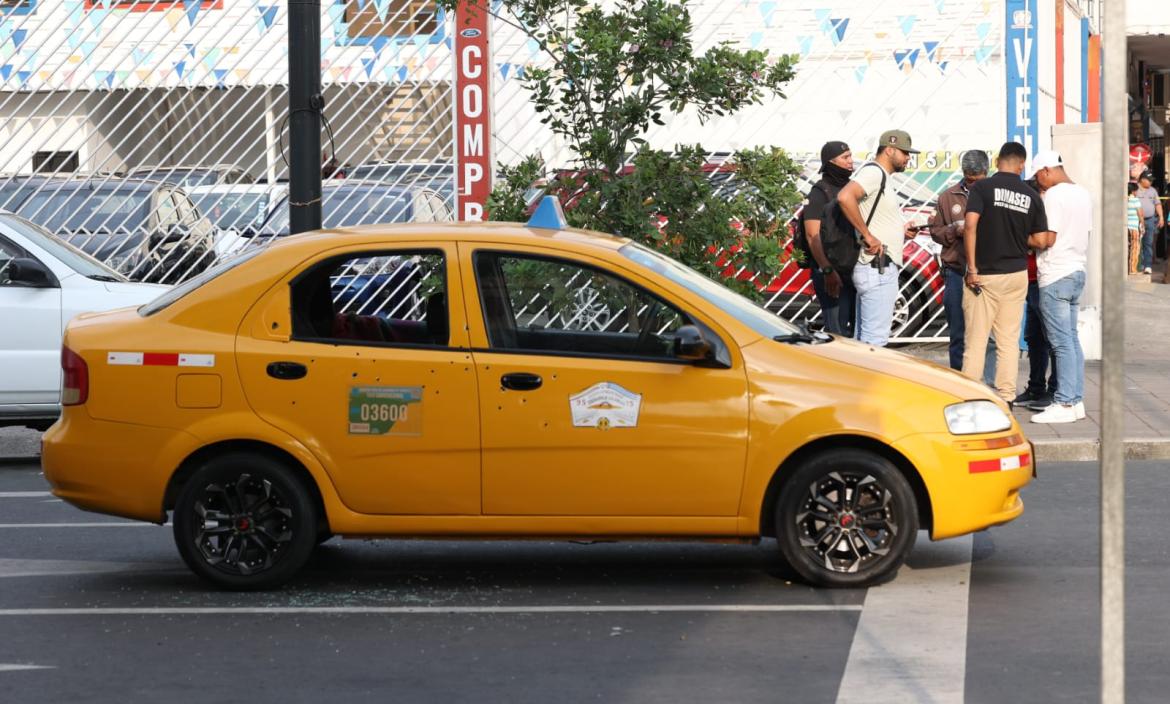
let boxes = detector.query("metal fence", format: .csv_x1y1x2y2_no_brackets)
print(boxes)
0,0,1003,342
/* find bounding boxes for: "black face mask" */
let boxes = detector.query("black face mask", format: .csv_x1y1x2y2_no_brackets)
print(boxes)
822,162,853,186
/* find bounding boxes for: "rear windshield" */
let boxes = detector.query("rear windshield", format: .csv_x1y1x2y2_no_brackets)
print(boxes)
139,248,262,316
19,187,151,232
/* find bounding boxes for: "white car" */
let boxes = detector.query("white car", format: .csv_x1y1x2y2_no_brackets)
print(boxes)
186,183,288,259
0,212,167,429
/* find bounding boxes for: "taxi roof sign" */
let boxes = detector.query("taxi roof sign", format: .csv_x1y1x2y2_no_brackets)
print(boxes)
526,195,568,230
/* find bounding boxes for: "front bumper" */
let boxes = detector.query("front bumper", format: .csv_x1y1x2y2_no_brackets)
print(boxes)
896,431,1035,540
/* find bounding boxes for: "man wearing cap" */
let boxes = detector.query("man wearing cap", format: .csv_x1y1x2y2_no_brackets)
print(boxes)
1028,150,1091,424
802,140,856,335
962,141,1049,403
1136,170,1164,274
836,129,917,346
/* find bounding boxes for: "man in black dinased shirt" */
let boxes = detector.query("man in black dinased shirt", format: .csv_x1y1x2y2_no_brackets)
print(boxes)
801,140,855,335
962,141,1050,403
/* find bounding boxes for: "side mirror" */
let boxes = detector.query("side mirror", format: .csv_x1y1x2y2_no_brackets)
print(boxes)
7,257,56,287
673,324,713,362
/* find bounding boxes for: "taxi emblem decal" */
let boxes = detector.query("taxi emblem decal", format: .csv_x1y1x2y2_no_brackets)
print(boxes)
569,382,641,429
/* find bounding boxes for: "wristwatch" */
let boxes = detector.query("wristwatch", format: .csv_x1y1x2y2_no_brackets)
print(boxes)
819,265,834,274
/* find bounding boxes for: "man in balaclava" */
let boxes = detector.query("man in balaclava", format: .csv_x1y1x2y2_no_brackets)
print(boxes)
801,140,856,335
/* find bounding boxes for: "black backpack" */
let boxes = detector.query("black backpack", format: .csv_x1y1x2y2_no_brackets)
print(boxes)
819,163,886,274
791,181,840,269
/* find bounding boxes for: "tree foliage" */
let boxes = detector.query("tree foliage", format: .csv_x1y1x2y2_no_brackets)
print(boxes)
441,0,804,298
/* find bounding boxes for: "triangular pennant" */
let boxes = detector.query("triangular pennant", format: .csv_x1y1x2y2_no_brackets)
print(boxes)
361,57,375,79
854,65,867,84
11,29,26,50
234,68,250,81
749,31,763,49
3,63,16,82
201,47,222,72
165,9,184,31
797,35,813,58
814,8,831,23
397,65,408,81
975,44,995,65
976,22,991,42
935,0,946,12
258,6,278,30
173,60,187,79
38,70,51,83
371,36,390,56
136,68,152,81
131,48,147,65
759,1,776,27
213,68,228,86
498,63,510,80
80,41,98,60
16,69,30,87
938,60,950,74
184,0,202,26
897,15,917,38
87,9,108,30
373,0,390,23
923,41,939,63
95,70,111,88
527,38,540,56
830,18,849,44
185,43,197,58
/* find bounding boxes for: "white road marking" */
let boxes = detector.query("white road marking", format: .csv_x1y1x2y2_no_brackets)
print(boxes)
0,492,52,498
0,559,174,578
835,533,974,704
0,604,862,616
0,523,165,528
0,664,54,672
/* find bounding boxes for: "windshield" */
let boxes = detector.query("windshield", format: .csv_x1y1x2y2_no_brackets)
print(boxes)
140,247,262,315
260,188,413,235
619,242,801,338
2,213,125,280
19,186,151,232
191,192,270,231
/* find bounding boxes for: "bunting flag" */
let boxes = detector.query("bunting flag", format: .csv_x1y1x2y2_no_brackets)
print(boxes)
11,28,26,50
894,48,920,71
185,43,197,58
201,47,222,73
897,15,916,38
498,63,510,80
749,31,762,49
0,64,12,82
88,8,108,30
854,64,867,84
527,38,540,57
758,2,776,27
361,57,375,79
184,0,202,26
397,65,407,81
258,5,278,30
80,41,97,61
136,68,152,81
923,41,939,63
935,0,946,12
15,68,30,87
68,54,82,64
797,36,813,59
115,69,129,85
976,22,991,41
829,18,849,45
234,68,250,81
95,70,112,89
173,60,187,79
132,48,148,65
938,60,950,74
166,8,184,31
813,8,831,33
38,70,51,83
66,1,85,27
975,44,995,65
373,0,390,23
371,36,390,56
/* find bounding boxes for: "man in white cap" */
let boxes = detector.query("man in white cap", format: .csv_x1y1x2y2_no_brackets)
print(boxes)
1028,150,1091,424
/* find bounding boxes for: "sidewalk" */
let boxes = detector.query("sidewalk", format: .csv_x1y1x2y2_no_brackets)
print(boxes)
906,267,1170,461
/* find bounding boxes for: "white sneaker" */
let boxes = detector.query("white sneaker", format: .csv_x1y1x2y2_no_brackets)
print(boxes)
1074,401,1085,420
1032,403,1079,424
1144,267,1152,274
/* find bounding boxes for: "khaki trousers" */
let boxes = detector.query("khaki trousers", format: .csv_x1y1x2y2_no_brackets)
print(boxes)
962,270,1028,402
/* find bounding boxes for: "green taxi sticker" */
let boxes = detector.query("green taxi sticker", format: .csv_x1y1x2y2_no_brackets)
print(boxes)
348,386,423,436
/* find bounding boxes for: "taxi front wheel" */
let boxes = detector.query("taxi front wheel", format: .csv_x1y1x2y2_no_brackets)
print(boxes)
775,449,918,588
173,453,318,590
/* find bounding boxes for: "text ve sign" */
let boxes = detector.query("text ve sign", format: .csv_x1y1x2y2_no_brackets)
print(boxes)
455,1,491,222
1005,0,1038,155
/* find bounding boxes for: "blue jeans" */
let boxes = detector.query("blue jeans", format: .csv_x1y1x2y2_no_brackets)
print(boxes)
1023,280,1057,396
1140,216,1158,270
943,267,996,384
1039,271,1085,405
852,263,898,347
811,266,856,336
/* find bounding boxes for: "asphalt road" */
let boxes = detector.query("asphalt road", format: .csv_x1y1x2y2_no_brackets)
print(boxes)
0,460,1166,703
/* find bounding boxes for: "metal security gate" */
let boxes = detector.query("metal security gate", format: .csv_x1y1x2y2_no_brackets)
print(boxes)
0,0,1021,342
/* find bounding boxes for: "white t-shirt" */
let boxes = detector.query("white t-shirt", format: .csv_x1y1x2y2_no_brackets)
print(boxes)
851,163,905,266
1037,182,1092,288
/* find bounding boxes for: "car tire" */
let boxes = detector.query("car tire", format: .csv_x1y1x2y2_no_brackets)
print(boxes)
775,449,918,588
173,452,317,590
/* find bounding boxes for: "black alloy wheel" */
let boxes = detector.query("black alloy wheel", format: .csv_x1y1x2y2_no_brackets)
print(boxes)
776,449,918,588
173,452,317,590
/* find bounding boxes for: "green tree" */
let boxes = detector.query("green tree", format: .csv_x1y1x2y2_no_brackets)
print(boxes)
442,0,804,297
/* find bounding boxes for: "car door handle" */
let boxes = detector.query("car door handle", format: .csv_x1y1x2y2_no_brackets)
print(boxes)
267,361,307,380
500,372,542,391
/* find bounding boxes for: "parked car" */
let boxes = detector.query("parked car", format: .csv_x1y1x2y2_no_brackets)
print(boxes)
251,180,453,241
187,184,288,259
0,212,166,429
14,178,217,284
42,198,1034,590
126,165,254,188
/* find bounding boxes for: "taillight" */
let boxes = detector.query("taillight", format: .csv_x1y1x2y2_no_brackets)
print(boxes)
61,346,88,406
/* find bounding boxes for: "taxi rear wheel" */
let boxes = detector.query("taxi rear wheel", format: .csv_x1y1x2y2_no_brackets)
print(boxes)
173,453,317,590
775,449,918,588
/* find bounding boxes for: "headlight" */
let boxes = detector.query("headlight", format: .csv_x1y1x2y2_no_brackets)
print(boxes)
944,400,1012,435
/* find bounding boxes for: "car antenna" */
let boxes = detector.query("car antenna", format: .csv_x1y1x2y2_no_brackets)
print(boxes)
526,195,568,230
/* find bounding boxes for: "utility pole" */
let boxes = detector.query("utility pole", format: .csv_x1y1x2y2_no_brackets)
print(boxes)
288,0,322,235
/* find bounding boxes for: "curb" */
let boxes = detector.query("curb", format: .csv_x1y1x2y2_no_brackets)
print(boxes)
1032,438,1170,463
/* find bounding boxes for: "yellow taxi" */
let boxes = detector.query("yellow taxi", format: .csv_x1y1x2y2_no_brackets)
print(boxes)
42,198,1034,590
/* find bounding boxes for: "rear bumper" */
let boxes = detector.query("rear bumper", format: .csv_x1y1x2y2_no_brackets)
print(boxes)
895,432,1035,540
42,409,197,523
